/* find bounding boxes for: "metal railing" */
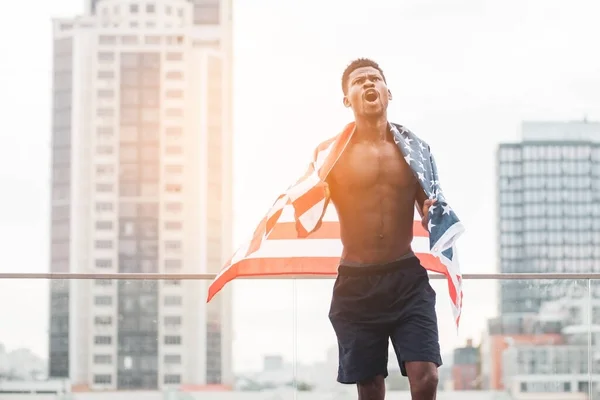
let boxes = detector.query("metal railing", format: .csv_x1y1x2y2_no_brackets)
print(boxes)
2,272,600,280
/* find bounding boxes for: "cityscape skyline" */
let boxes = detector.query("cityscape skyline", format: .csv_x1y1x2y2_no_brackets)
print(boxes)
0,0,600,379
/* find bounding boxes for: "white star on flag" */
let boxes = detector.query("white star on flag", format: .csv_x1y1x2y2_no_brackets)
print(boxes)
428,220,436,232
418,141,426,151
429,204,437,214
404,154,413,165
417,171,425,182
442,205,452,215
404,142,413,153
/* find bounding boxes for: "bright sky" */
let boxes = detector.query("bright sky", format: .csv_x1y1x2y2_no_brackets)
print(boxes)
0,0,599,373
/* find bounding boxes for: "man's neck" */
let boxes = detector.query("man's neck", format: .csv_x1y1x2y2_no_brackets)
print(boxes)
354,117,389,142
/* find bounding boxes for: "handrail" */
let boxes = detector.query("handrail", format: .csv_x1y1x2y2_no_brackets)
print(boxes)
1,272,600,280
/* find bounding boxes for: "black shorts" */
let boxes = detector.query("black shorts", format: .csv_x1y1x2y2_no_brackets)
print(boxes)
328,256,442,384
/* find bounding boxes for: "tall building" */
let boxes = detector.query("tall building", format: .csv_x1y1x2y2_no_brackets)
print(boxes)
48,0,233,390
487,120,600,392
497,120,600,314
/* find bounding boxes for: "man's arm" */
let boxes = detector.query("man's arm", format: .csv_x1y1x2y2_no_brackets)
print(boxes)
415,182,435,230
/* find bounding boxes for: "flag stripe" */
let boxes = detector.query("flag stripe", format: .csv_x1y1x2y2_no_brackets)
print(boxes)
243,237,432,259
268,221,429,241
206,253,446,302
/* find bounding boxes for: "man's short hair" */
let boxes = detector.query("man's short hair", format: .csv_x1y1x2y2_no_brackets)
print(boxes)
341,58,387,95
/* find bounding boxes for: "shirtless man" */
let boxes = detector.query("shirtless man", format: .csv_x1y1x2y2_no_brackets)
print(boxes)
327,58,441,400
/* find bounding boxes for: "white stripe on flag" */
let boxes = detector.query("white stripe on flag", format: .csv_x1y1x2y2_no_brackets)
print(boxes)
297,198,327,232
279,204,423,224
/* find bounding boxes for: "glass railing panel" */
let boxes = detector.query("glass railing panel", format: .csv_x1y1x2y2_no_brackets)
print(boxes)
0,278,300,399
0,276,596,399
293,277,593,399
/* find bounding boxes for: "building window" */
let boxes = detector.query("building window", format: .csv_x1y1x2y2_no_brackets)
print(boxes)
166,184,182,193
96,183,114,193
164,296,182,306
95,240,113,249
129,4,139,13
94,335,112,345
165,126,182,138
95,259,112,268
166,108,183,118
146,3,155,13
166,90,183,99
98,70,114,79
94,316,112,326
164,335,181,345
96,202,113,212
94,374,112,384
145,35,161,45
164,221,182,230
96,146,113,155
95,279,112,286
96,165,114,175
166,146,182,155
164,374,181,384
166,52,183,61
165,202,182,212
98,52,115,62
164,280,181,287
94,354,113,364
95,221,113,230
122,35,138,45
94,295,113,306
164,316,181,326
165,259,181,270
165,241,181,251
164,354,181,364
97,108,114,117
98,89,114,98
166,71,183,80
97,126,113,137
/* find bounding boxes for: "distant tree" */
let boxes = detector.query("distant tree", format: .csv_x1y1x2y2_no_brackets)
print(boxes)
296,381,313,391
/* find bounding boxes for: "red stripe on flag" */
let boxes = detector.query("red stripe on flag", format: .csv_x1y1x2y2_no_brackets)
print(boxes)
207,252,445,301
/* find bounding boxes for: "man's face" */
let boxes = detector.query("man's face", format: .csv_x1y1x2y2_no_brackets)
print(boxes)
343,66,391,118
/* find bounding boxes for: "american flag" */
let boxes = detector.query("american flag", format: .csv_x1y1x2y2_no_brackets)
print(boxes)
207,122,465,328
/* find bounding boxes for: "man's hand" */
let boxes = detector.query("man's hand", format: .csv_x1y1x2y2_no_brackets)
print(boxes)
421,199,436,230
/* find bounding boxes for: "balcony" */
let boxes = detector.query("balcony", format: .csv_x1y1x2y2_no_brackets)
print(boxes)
1,273,600,400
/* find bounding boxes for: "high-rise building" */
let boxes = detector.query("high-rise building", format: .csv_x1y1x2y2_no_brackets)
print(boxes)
497,120,600,315
486,120,600,391
48,0,233,390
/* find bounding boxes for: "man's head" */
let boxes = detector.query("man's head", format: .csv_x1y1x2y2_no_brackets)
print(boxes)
341,58,391,119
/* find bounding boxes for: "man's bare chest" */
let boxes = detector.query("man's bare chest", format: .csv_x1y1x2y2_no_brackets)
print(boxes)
329,141,416,190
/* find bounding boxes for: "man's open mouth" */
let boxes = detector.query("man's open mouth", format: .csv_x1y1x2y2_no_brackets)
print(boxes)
364,89,378,102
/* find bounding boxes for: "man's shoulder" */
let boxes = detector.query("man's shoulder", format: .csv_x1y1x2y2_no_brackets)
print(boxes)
312,122,355,154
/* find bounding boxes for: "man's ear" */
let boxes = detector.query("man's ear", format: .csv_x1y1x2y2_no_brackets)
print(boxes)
388,89,393,101
343,96,351,108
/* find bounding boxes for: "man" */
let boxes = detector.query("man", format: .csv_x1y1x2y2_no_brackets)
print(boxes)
327,58,441,400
